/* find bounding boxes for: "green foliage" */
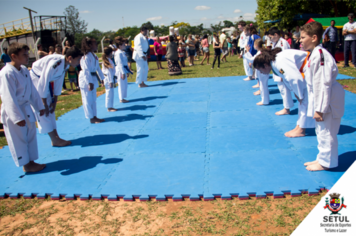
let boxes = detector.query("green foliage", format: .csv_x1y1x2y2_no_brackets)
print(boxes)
63,5,88,35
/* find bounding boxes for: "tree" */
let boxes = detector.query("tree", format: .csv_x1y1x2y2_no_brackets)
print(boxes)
64,5,88,35
223,20,234,28
141,21,154,30
210,22,223,33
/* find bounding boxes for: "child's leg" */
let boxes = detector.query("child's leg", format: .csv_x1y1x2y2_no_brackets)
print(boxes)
258,73,270,105
243,57,253,80
119,75,128,102
217,55,220,68
105,85,114,109
275,81,294,115
306,113,341,171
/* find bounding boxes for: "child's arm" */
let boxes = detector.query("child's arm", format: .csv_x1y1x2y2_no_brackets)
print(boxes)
96,60,105,83
0,73,26,125
29,79,45,114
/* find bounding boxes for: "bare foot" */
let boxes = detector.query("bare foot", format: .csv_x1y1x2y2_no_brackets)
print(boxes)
304,160,318,166
120,99,129,103
90,118,105,124
107,108,118,112
138,83,148,88
23,161,46,173
256,101,264,106
285,126,306,138
252,84,260,88
243,77,252,81
306,162,329,172
275,108,290,116
52,139,72,147
253,90,261,96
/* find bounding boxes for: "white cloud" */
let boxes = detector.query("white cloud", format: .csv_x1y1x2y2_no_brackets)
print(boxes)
234,9,242,13
217,16,224,19
195,6,211,11
243,13,256,21
80,10,91,14
201,17,209,21
146,16,162,21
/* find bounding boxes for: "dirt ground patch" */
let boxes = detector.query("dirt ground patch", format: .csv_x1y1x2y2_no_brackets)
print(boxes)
0,191,326,236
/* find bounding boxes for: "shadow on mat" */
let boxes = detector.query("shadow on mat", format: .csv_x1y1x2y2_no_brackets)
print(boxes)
149,81,185,87
268,99,297,105
70,134,149,147
129,96,168,103
104,114,153,123
269,89,280,95
116,105,156,112
329,151,356,172
305,125,356,136
27,156,123,175
268,84,277,88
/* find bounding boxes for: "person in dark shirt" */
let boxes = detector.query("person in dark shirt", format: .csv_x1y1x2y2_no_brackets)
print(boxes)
124,40,134,71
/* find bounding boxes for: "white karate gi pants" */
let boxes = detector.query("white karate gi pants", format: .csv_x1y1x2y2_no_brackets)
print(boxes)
118,75,128,100
3,118,38,167
297,89,315,129
316,112,341,168
34,95,57,134
135,60,148,84
105,87,114,108
258,72,270,105
81,89,97,119
277,81,294,109
243,57,253,77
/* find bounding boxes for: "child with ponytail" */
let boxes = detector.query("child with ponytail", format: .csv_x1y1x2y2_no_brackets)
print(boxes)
78,37,105,123
102,47,117,111
114,36,133,103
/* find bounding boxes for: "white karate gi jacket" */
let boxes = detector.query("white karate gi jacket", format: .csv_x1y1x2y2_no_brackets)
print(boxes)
272,38,290,82
271,49,308,100
102,59,116,86
115,49,131,76
0,64,44,125
31,54,69,98
133,33,149,61
79,52,105,91
305,45,345,119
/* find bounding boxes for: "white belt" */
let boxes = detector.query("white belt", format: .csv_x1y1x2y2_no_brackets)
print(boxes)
19,102,32,129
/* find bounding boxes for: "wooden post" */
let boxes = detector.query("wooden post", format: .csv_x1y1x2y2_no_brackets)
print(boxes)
23,7,37,43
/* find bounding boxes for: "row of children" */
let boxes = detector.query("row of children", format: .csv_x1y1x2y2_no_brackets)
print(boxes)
0,35,135,173
242,22,345,172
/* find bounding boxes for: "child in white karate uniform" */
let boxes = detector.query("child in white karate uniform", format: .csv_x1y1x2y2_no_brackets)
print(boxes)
115,37,133,103
268,27,294,116
101,47,117,111
244,39,270,105
30,46,82,146
79,37,105,124
253,48,315,138
0,43,46,172
300,22,345,171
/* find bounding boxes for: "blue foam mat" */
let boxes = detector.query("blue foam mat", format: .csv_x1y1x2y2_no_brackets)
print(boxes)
0,74,355,200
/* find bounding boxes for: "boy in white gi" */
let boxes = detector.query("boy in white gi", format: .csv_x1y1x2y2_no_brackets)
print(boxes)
102,47,117,111
268,27,294,116
0,43,46,172
244,39,270,105
237,21,252,81
79,37,105,124
133,26,149,88
115,37,133,103
300,22,345,171
30,46,82,146
253,48,315,138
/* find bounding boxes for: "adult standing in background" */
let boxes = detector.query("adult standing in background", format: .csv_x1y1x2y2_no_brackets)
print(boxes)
165,35,182,76
342,13,356,68
153,36,164,70
292,26,300,49
0,48,11,65
323,20,339,62
186,34,196,66
133,26,149,88
37,44,48,59
200,35,210,65
62,40,71,55
219,31,228,63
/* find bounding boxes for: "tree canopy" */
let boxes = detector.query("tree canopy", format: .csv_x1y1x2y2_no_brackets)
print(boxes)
64,5,88,35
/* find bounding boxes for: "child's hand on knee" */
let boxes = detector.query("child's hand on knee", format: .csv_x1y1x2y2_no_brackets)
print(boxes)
16,120,26,127
314,112,324,122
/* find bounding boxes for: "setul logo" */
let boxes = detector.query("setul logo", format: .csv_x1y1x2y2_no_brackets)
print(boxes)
324,193,347,215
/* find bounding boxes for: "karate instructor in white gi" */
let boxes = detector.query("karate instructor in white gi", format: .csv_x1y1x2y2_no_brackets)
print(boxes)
133,26,149,88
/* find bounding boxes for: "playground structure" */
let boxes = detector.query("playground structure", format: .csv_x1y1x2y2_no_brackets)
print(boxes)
0,15,67,65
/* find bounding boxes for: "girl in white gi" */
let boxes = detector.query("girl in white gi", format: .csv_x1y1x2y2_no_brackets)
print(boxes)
253,48,315,138
244,39,270,105
79,37,105,124
133,26,149,88
237,21,252,81
115,37,133,103
101,47,117,111
300,22,345,171
30,46,82,147
0,43,46,172
268,27,294,116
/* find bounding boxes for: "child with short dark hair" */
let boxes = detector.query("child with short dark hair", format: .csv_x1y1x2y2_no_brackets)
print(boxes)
178,42,186,67
300,22,345,172
0,42,46,172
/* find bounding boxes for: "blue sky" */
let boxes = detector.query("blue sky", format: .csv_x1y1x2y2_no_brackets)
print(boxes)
1,0,258,32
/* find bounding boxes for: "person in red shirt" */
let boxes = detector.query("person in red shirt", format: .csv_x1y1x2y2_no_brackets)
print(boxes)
284,33,292,46
177,42,186,67
153,36,164,70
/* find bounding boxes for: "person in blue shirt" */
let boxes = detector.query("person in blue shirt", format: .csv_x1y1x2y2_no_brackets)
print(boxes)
322,20,339,62
1,48,11,66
